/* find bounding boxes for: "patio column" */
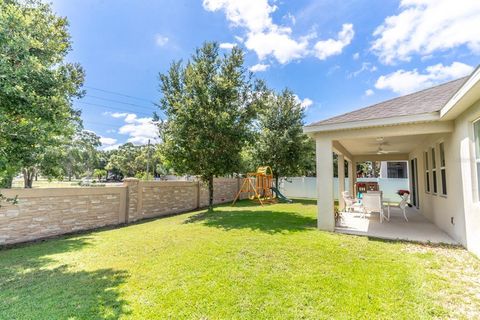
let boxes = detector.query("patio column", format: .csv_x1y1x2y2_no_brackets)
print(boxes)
352,161,357,197
348,160,354,196
316,137,335,231
338,154,345,211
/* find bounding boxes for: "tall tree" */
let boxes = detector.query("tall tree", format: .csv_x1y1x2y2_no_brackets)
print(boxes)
105,143,142,178
0,0,85,187
254,88,312,186
62,130,101,181
158,42,259,209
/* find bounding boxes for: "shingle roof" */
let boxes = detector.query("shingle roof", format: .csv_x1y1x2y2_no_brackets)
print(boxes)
307,77,469,127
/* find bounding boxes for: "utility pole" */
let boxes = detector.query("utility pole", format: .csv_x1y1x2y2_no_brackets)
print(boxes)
146,139,151,180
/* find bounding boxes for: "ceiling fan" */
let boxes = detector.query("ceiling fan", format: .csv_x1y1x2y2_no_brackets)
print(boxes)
369,142,400,154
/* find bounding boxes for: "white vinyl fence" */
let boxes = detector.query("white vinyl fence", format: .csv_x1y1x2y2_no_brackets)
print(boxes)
279,177,409,201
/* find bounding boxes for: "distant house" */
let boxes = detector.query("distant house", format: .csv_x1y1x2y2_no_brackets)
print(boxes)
305,66,480,256
357,161,409,179
378,161,408,179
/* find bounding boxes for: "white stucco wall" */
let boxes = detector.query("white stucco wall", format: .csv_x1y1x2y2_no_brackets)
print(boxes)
409,133,467,246
453,100,480,255
408,100,480,255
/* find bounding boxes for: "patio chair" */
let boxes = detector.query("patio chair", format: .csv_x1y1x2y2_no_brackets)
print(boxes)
362,193,388,223
341,191,363,214
392,193,410,222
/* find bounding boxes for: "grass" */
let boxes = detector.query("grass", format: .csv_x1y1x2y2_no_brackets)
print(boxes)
0,199,479,319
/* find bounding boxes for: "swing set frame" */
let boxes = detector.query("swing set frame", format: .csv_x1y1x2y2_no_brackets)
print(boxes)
232,166,276,206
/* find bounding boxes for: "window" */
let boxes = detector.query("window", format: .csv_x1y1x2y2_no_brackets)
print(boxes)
424,151,430,193
387,162,408,178
431,147,437,194
439,142,447,195
474,120,480,199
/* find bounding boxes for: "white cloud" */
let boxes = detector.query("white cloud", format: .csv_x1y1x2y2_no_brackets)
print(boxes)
124,113,138,123
103,144,122,152
155,34,169,47
219,42,236,49
105,112,159,145
353,52,360,60
313,24,354,60
203,0,275,33
234,35,244,43
375,61,474,95
203,0,353,64
349,62,377,78
116,113,159,145
327,65,340,76
371,0,480,64
294,95,314,109
249,63,270,72
245,29,309,64
365,89,374,96
283,13,296,25
99,137,117,146
300,98,313,109
104,111,128,118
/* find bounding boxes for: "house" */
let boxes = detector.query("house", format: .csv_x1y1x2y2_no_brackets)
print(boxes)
378,161,408,179
304,66,480,256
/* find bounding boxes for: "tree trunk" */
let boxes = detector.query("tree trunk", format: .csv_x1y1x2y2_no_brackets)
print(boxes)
22,168,35,188
275,175,279,188
208,176,214,210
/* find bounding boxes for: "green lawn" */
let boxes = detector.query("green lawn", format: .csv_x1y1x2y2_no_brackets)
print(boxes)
0,200,479,319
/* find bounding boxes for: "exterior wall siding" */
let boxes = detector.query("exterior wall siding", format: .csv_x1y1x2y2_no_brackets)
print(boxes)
0,178,240,245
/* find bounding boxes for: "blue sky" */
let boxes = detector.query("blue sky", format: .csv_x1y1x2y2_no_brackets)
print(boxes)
50,0,480,149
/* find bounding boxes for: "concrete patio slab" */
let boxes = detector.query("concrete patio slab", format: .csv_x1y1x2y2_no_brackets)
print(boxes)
335,207,457,244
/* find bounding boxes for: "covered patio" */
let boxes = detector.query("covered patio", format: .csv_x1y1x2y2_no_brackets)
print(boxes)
308,120,457,244
303,75,480,254
336,206,456,244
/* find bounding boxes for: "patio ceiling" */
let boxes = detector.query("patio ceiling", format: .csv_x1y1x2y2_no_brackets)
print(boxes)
337,133,440,156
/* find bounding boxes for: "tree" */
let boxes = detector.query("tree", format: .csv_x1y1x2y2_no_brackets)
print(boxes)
93,169,107,181
254,88,312,186
158,42,259,209
104,143,163,180
0,0,85,188
62,131,101,181
105,143,142,178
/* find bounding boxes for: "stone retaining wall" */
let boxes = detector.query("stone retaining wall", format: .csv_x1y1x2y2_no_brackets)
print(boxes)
0,187,126,245
0,178,241,245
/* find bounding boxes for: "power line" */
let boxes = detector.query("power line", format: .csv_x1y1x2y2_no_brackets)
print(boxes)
84,94,156,111
81,121,158,131
84,85,155,103
81,117,159,129
77,101,154,118
81,121,118,129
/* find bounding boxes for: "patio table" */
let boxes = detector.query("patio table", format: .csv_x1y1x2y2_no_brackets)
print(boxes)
381,198,391,222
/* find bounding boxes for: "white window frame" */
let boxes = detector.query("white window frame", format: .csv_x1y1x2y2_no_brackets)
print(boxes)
439,142,447,197
424,151,430,194
431,147,438,195
473,119,480,201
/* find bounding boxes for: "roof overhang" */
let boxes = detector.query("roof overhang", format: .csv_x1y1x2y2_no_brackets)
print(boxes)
440,66,480,120
303,112,439,135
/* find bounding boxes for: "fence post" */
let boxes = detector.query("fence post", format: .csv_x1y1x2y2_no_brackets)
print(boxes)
123,178,140,222
196,180,201,209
